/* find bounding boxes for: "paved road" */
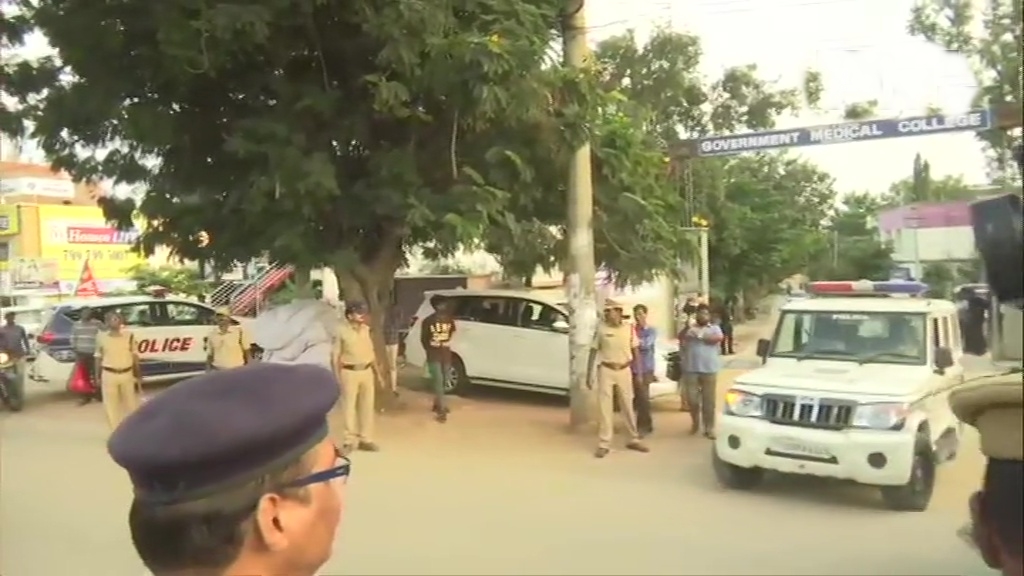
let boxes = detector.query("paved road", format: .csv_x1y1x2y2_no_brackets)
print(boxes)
1,360,1002,576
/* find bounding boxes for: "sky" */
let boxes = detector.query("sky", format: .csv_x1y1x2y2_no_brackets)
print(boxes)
587,0,990,192
7,0,991,195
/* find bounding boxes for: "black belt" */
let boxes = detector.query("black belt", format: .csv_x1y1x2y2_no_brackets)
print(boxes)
102,366,133,374
600,361,631,371
342,363,372,371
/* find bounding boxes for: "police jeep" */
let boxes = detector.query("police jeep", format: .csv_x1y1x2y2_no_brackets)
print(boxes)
712,280,966,511
31,296,248,387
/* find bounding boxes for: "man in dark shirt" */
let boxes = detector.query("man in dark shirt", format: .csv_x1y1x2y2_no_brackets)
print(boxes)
1,311,31,398
419,295,456,423
715,298,735,355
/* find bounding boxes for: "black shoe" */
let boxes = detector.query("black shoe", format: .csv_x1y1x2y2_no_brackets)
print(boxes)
77,397,92,406
594,447,610,458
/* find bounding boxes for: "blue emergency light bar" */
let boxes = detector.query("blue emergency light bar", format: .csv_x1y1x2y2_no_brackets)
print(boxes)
808,280,929,297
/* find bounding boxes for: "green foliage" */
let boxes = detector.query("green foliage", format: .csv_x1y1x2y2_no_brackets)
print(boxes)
125,264,208,298
922,262,956,298
807,192,894,281
908,0,1023,182
843,100,880,120
885,154,986,204
707,155,837,296
3,0,566,313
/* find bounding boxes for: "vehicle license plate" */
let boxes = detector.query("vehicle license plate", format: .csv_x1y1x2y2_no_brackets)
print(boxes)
773,438,832,458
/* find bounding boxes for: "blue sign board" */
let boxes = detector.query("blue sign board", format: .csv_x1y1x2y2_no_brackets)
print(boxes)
696,109,992,157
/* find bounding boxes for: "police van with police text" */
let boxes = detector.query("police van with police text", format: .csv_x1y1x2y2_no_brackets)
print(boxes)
713,280,965,511
31,296,246,386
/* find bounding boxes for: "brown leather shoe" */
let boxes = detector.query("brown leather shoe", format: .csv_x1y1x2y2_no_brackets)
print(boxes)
358,441,380,452
594,447,610,458
626,441,650,453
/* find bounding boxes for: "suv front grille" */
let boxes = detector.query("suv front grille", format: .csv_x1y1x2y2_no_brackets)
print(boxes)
762,394,855,430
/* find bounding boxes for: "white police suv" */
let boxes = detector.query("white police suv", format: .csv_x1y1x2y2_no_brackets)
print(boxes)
31,296,248,386
713,280,966,512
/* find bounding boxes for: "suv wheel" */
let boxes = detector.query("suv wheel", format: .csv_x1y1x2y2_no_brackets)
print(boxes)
445,355,470,396
712,446,764,490
881,447,935,512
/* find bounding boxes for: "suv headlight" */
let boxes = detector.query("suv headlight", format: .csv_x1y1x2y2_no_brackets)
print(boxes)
724,389,763,417
852,402,909,430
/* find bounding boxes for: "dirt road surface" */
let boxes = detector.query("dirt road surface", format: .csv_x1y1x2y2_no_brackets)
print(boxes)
1,369,998,576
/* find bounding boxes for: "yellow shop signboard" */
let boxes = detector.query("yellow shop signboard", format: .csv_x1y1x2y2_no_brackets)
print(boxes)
0,205,20,236
37,205,147,280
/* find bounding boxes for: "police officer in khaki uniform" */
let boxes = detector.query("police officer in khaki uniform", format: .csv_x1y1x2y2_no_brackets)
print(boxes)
205,306,252,370
950,375,1022,576
94,310,141,430
332,301,380,453
587,299,649,458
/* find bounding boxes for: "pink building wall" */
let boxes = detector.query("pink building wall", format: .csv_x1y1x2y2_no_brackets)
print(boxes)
876,201,972,233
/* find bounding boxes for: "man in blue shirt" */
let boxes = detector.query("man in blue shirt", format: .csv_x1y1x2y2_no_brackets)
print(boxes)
631,304,657,436
680,306,724,439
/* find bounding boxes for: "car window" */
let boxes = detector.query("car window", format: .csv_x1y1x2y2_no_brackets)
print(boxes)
772,310,927,364
452,296,521,327
53,304,156,329
110,303,160,327
163,302,215,326
518,301,567,331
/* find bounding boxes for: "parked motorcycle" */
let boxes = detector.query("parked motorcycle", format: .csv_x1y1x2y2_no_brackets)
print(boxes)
0,352,24,412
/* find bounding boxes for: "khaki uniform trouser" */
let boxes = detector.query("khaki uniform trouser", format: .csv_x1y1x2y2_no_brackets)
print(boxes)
597,365,640,449
341,367,376,445
385,344,399,392
101,370,139,430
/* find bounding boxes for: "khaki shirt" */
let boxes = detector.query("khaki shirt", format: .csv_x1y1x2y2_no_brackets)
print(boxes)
95,330,137,370
206,325,251,369
591,321,637,364
333,321,375,365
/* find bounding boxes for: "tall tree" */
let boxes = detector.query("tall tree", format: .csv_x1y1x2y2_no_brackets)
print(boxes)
707,155,837,302
909,0,1023,182
807,192,894,281
481,28,827,286
3,0,570,403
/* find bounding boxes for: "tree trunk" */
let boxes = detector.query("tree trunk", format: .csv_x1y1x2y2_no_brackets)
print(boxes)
292,265,314,299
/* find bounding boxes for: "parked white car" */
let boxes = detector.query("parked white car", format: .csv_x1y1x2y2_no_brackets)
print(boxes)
405,289,678,398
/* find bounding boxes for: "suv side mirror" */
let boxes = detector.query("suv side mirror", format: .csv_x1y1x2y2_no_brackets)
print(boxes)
755,338,770,359
551,319,569,333
934,346,954,370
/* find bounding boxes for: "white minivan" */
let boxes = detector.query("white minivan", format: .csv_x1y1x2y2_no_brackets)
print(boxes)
405,289,678,398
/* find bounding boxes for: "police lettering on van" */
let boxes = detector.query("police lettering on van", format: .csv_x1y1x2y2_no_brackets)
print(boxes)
136,337,195,354
31,296,249,387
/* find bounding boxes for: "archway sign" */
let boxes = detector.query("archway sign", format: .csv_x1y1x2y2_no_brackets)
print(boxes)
694,109,992,157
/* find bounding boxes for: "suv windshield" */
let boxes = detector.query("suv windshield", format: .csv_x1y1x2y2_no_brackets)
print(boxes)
770,310,927,365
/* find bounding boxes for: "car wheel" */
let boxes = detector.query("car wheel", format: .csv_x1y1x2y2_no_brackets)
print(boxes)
881,447,935,512
445,355,470,396
712,446,764,490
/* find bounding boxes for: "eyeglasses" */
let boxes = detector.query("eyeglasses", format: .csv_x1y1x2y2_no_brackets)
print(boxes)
284,447,351,489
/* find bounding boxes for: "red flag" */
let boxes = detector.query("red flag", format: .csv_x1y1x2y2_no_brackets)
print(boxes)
74,258,101,297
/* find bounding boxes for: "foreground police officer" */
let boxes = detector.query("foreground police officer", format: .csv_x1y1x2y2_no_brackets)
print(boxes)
950,376,1022,576
587,299,649,458
95,310,141,430
332,301,380,453
108,363,346,576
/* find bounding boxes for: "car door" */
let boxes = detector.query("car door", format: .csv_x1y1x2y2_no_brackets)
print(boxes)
926,314,962,444
510,299,570,391
450,296,522,382
150,301,212,376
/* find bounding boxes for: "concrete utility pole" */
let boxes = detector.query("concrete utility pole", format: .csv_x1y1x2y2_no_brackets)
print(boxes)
563,0,598,430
